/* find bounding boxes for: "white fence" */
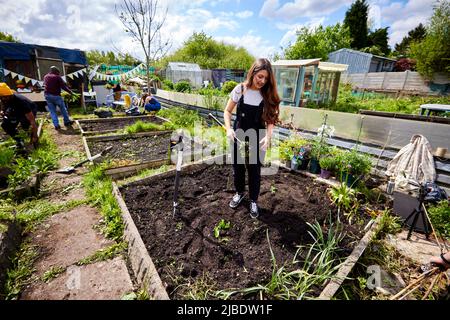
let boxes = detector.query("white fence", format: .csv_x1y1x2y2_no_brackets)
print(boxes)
341,71,449,94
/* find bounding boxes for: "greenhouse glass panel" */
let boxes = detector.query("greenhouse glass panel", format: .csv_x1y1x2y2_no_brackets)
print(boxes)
275,68,298,105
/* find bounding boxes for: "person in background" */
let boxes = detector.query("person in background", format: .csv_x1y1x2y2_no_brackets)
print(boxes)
112,82,122,101
141,92,161,113
43,66,74,130
0,83,39,149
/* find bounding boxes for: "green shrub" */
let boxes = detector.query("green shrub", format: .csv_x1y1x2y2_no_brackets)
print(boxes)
319,157,335,171
0,146,15,168
162,80,174,90
174,81,191,93
338,149,372,176
221,81,238,95
428,201,450,240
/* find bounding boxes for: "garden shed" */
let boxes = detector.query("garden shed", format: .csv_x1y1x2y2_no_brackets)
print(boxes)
0,41,87,90
273,59,348,108
328,48,396,74
164,62,202,88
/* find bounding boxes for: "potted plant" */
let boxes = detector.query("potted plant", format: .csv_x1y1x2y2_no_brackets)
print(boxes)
319,156,334,179
309,138,329,174
279,141,294,168
297,145,311,170
94,107,114,118
339,149,372,187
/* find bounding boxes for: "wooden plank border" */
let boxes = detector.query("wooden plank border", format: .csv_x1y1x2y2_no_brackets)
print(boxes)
112,183,170,300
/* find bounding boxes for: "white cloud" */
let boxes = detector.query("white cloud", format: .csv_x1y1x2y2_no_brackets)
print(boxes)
277,17,326,48
216,32,277,58
378,0,434,47
260,0,352,20
235,10,254,19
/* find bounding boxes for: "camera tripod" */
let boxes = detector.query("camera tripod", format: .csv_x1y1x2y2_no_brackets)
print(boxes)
402,182,431,240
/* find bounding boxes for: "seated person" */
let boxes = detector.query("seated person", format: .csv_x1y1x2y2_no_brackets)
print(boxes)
0,83,39,149
112,82,122,101
141,93,161,112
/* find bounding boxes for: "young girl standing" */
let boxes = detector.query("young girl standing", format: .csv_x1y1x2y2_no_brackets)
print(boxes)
224,58,280,218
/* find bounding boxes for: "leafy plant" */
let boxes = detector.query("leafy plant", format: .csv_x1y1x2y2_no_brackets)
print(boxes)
0,145,15,168
309,137,330,160
319,157,335,171
427,201,450,240
328,183,360,223
83,165,124,241
270,184,277,194
343,149,372,177
217,223,344,300
174,81,191,93
221,81,238,95
213,219,231,240
162,79,174,91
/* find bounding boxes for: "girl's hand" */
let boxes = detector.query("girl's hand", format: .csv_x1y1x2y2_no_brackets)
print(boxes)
259,136,271,151
226,128,236,141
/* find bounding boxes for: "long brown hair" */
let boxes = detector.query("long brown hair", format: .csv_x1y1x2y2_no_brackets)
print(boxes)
244,58,280,125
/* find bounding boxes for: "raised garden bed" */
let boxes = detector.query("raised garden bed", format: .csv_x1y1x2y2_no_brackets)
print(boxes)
83,131,175,180
76,115,168,136
114,158,383,300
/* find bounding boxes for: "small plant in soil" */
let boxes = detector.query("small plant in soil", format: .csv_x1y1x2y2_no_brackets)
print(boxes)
213,219,231,241
328,183,359,224
270,184,277,194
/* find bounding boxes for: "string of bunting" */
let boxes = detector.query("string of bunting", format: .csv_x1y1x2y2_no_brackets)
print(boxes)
91,63,146,81
1,68,87,86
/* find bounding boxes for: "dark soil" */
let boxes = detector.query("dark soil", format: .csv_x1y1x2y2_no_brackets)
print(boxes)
0,167,13,190
120,164,374,299
80,116,164,132
88,133,171,163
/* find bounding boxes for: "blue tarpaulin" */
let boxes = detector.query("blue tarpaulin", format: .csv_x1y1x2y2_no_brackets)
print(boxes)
0,41,87,64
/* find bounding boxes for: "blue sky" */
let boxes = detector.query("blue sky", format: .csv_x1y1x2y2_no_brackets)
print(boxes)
0,0,436,60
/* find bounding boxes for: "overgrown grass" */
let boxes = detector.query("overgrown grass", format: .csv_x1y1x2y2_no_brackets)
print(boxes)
76,242,127,266
158,107,203,129
3,240,39,300
0,198,87,233
217,220,344,300
306,84,450,115
41,266,66,283
124,120,176,134
117,165,173,187
0,144,15,168
82,165,124,241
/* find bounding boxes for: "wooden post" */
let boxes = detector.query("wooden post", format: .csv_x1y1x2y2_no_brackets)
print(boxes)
401,70,409,92
381,72,387,90
81,82,86,113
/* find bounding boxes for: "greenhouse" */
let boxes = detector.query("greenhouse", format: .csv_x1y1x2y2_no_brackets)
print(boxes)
163,62,203,88
273,59,348,107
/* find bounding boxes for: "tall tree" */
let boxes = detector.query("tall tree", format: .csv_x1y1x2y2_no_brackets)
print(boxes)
367,27,390,56
116,0,171,91
284,23,352,60
86,50,141,66
344,0,369,49
394,24,426,56
0,31,20,42
410,0,450,78
159,32,254,70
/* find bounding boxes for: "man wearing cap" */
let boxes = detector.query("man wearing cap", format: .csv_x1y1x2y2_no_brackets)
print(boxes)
43,66,74,130
0,83,39,149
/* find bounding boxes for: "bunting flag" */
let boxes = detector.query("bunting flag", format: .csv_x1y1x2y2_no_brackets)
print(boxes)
1,67,87,85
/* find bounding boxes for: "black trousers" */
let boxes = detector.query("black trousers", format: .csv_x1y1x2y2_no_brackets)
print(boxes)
1,117,30,142
232,130,264,202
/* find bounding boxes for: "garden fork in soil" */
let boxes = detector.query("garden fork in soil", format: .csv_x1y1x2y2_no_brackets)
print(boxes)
171,135,184,218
